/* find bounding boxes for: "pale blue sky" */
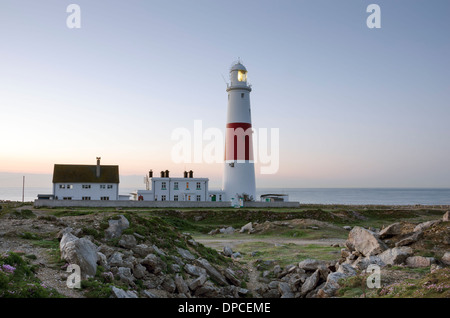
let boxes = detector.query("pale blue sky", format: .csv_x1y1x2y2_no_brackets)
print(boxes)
0,0,449,189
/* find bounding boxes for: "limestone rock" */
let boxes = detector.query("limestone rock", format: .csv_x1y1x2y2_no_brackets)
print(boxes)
105,215,129,240
176,247,196,260
60,234,98,278
141,253,166,274
441,252,450,266
195,258,228,286
443,211,450,222
413,220,441,233
345,226,388,256
301,269,320,296
406,256,434,268
378,247,413,265
223,246,233,257
118,234,137,249
278,282,294,298
111,286,137,298
395,231,423,247
175,274,189,294
239,222,253,234
189,274,208,291
379,222,406,238
298,259,327,272
185,264,207,277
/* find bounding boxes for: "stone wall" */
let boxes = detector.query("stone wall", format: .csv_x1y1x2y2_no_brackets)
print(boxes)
34,199,300,208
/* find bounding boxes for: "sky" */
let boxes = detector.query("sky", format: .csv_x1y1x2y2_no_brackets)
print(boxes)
1,0,449,190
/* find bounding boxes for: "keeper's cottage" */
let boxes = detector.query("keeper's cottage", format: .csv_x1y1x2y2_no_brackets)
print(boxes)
51,157,120,201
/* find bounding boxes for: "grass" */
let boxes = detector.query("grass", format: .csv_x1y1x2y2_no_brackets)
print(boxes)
236,242,341,267
0,252,63,298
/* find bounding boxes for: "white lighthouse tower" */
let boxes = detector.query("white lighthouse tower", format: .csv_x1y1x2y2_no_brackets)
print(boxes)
223,61,256,202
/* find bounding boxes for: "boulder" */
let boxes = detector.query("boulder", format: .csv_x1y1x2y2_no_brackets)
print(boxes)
224,268,241,286
343,226,352,231
132,263,147,279
316,272,347,298
298,259,327,272
443,211,450,222
345,226,388,256
60,234,98,279
141,254,166,274
337,264,357,277
132,244,153,258
195,258,228,286
108,252,125,267
395,230,423,247
378,247,413,265
185,264,207,277
223,246,233,257
413,220,441,233
300,269,320,296
239,222,253,234
161,277,176,293
379,222,406,238
189,274,208,291
406,256,434,268
111,286,138,298
441,252,450,266
174,274,190,294
105,215,129,240
118,235,137,249
117,267,135,286
176,247,196,260
278,282,294,298
353,255,386,270
220,226,235,235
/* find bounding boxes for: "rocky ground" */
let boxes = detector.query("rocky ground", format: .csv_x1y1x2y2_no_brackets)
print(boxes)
0,204,449,298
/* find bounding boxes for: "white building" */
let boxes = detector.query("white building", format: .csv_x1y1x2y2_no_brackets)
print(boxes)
51,157,120,201
136,170,224,202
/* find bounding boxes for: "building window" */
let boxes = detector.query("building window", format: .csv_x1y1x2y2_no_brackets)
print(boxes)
107,185,113,189
161,182,166,190
100,185,106,189
241,93,245,98
174,195,178,201
174,182,179,190
59,185,65,189
186,182,189,190
161,195,166,201
63,197,72,200
188,195,191,201
82,185,91,189
219,195,222,201
100,196,109,201
196,195,201,201
196,182,201,190
82,197,91,201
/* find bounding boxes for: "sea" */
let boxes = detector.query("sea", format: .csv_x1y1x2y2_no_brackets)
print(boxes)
1,187,450,206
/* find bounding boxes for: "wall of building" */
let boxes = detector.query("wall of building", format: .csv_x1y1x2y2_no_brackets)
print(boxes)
53,183,118,201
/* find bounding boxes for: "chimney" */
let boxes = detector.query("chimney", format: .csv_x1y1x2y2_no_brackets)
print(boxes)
184,171,188,178
149,170,153,178
160,171,165,178
165,170,169,178
189,170,193,178
96,157,101,178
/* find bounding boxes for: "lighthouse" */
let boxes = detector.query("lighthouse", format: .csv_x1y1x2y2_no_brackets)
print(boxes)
223,61,256,202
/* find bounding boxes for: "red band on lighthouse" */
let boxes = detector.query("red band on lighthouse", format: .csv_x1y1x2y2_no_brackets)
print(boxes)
225,122,254,161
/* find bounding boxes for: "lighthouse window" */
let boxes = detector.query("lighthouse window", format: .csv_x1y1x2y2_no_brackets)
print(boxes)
238,70,247,82
241,93,245,98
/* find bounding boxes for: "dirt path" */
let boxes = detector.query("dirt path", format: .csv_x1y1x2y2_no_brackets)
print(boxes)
196,237,345,250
